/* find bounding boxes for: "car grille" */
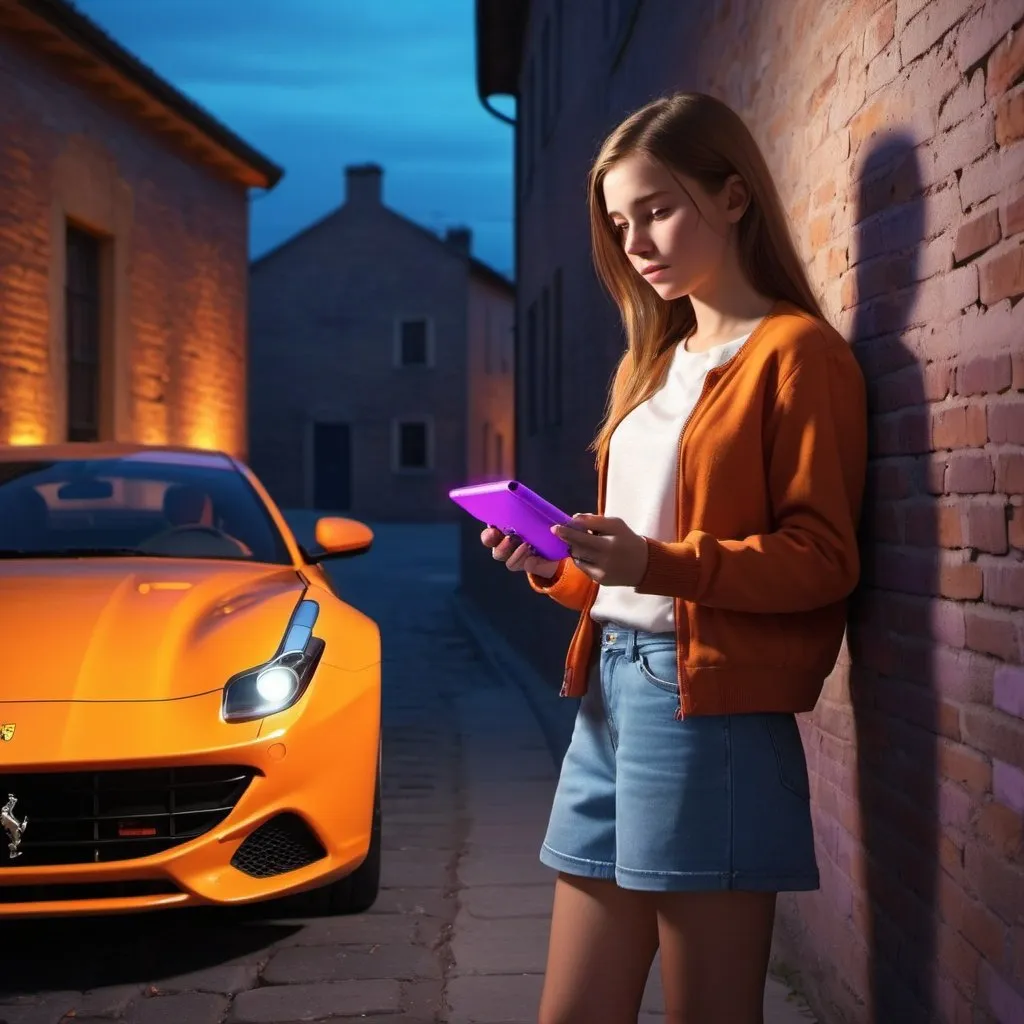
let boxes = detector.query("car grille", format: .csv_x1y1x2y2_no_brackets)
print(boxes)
231,813,326,878
0,766,256,867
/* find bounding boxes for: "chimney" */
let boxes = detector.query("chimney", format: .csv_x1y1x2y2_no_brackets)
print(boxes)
445,226,472,257
345,163,383,206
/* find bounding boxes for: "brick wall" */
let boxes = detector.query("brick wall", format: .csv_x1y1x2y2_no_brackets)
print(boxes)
466,275,516,481
472,1,1024,1020
0,31,250,456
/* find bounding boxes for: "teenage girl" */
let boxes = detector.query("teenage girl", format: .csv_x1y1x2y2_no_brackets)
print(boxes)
482,92,867,1024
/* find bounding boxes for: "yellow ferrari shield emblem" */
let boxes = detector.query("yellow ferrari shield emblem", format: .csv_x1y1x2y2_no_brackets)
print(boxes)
0,724,15,742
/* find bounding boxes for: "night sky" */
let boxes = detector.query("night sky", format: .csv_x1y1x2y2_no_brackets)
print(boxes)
73,0,516,276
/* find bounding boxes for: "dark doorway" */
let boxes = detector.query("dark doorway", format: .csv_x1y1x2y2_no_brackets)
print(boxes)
313,421,351,511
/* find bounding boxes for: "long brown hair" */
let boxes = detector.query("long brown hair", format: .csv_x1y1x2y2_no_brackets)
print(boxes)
588,92,824,458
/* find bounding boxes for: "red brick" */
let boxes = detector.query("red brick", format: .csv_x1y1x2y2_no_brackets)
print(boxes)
965,499,1010,553
986,22,1024,100
926,361,955,401
975,799,1024,863
938,918,982,994
957,353,1013,396
1013,927,1024,985
958,0,1024,73
966,838,1024,925
986,563,1024,609
988,396,1024,442
903,499,962,547
960,140,1024,211
865,1,896,59
1011,504,1024,548
981,961,1024,1024
964,606,1021,663
994,664,1024,720
963,704,1024,773
938,737,993,795
954,208,1001,263
934,646,996,705
996,82,1024,145
938,501,965,547
899,0,970,66
946,450,995,493
939,69,986,132
995,451,1024,493
957,297,1024,360
980,245,1024,305
1003,184,1024,239
927,453,949,493
939,871,1007,965
931,403,989,449
941,559,985,599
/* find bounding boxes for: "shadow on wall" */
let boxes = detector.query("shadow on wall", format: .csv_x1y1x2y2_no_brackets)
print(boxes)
847,133,937,1022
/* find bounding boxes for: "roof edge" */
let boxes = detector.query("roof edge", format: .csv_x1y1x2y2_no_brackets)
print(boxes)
15,0,283,189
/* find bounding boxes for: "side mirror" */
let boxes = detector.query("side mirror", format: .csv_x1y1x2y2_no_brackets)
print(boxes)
307,517,373,561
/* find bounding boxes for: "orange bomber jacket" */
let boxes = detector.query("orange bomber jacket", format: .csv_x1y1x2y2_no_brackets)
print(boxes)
528,301,868,718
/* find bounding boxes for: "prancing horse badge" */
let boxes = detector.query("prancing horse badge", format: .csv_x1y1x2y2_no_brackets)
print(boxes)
0,724,14,742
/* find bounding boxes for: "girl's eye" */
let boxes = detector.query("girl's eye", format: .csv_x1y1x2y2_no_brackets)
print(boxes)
651,208,671,220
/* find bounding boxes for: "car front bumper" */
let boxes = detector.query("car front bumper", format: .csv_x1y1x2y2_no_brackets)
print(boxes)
0,660,380,917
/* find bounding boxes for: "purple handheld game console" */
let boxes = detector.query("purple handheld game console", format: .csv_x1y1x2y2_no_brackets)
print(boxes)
448,479,574,562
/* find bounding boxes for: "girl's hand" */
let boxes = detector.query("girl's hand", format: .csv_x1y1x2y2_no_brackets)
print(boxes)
553,514,649,587
480,526,559,579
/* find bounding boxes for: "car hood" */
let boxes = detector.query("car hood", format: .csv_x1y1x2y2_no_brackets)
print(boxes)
0,560,307,702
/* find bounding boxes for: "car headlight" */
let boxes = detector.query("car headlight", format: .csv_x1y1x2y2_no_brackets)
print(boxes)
222,599,324,723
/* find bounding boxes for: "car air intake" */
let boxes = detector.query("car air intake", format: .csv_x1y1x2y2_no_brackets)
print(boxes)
0,765,257,866
230,813,326,878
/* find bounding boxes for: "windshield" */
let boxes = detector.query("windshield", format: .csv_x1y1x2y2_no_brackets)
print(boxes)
0,453,291,564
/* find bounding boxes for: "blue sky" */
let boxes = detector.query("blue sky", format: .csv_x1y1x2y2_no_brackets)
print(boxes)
74,0,516,276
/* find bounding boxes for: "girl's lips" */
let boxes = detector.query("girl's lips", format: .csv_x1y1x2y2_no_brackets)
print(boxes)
641,265,670,280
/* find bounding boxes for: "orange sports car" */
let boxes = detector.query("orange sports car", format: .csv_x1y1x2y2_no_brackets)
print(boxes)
0,443,381,918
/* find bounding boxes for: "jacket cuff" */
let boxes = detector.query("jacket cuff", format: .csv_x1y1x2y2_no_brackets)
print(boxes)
635,538,701,599
528,559,568,595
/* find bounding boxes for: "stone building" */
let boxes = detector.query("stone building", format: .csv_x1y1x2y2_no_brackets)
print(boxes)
247,164,514,521
0,0,281,457
472,1,1024,1021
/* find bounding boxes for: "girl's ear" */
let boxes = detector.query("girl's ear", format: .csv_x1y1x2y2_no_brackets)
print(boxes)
721,174,751,224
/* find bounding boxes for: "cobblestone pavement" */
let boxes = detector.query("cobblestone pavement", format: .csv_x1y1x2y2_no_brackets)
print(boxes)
0,523,817,1023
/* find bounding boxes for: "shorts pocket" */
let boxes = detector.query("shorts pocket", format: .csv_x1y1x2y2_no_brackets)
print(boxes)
765,715,811,800
636,648,679,695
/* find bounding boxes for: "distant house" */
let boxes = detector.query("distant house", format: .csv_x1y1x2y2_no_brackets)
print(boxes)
247,164,515,521
0,0,281,457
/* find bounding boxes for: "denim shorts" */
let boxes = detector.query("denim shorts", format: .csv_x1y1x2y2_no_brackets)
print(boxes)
539,625,820,892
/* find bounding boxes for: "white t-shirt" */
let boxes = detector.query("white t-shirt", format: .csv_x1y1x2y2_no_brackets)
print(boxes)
590,334,750,633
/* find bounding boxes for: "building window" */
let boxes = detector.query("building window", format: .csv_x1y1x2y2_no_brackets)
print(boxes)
65,223,102,441
525,301,538,435
393,419,432,471
396,318,432,367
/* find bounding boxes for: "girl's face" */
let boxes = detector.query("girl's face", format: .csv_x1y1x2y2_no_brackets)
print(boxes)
601,152,746,302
